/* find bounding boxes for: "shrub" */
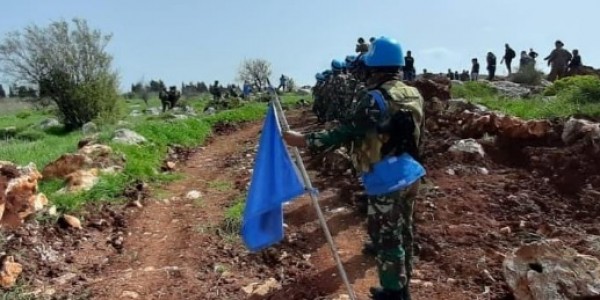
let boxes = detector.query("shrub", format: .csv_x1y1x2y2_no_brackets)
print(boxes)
544,75,600,96
510,66,543,85
0,18,120,130
15,129,46,141
15,111,31,119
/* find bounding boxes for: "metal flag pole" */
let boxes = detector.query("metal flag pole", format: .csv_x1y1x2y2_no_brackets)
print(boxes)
265,82,356,300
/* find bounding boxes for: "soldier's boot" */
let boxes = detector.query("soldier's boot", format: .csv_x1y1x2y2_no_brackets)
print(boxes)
369,287,406,300
355,194,368,215
362,241,377,256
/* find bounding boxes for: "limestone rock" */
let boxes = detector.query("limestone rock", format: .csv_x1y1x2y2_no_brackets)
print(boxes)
503,239,600,300
82,122,98,135
39,118,61,130
449,139,485,158
242,278,281,296
1,162,46,226
562,117,600,145
0,256,23,289
489,81,532,98
61,214,82,229
144,107,161,116
57,169,100,193
112,129,147,145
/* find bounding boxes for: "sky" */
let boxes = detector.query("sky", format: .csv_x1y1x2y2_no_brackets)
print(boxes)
1,0,599,92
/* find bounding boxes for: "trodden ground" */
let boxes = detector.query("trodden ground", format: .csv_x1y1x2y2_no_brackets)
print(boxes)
10,107,597,300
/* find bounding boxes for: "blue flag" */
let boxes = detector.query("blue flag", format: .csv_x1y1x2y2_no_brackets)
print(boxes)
241,103,305,251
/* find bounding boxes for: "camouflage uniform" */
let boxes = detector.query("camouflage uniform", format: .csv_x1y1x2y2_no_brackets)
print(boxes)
305,78,424,293
326,73,354,122
312,81,327,123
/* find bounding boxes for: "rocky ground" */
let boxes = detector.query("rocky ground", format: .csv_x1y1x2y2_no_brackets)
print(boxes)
1,92,599,299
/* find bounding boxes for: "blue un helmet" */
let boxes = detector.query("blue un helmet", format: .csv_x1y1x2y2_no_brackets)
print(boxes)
345,55,357,64
315,72,325,82
331,59,344,71
363,36,405,68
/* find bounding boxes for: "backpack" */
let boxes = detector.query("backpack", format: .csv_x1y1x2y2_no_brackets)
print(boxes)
366,81,424,161
507,49,516,59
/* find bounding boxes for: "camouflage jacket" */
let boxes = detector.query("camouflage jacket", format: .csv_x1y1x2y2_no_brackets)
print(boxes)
306,79,424,173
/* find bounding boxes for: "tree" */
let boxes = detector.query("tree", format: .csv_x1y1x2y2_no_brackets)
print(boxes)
0,18,119,129
0,84,5,98
237,58,272,91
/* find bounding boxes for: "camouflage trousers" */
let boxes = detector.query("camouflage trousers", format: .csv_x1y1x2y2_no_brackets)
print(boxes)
367,182,419,291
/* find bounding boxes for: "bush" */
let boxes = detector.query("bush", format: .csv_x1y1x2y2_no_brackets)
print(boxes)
15,111,31,119
0,18,120,130
15,129,45,141
544,75,600,98
451,81,497,99
510,66,543,85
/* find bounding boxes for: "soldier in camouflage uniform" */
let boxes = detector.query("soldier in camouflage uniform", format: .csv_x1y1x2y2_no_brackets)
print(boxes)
312,72,327,123
326,59,354,123
284,37,424,300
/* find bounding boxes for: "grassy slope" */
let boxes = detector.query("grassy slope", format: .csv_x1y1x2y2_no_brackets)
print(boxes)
452,81,600,119
0,93,306,212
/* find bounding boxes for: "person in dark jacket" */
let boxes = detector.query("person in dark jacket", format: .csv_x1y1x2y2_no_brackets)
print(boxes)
486,52,497,81
568,49,582,73
500,44,516,75
470,58,480,81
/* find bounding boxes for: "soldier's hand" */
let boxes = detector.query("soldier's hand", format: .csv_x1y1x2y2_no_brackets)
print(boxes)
282,131,307,147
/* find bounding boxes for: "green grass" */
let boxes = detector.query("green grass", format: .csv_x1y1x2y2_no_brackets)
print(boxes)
0,92,305,212
0,95,274,212
451,80,600,119
208,180,233,192
221,194,245,239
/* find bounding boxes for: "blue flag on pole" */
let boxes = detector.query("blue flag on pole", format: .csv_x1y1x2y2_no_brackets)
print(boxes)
241,103,305,252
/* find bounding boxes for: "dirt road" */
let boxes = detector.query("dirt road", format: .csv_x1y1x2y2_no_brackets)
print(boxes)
69,108,598,300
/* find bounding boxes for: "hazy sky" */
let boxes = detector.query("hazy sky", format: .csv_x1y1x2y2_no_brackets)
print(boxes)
1,0,599,91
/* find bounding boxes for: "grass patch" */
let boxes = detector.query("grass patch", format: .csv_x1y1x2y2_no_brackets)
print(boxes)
451,81,497,99
208,180,233,192
0,101,269,212
452,77,600,119
221,194,246,237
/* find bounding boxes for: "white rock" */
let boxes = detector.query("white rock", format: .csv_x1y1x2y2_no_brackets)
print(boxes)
503,239,600,300
185,190,202,200
112,129,147,145
39,118,61,130
449,139,485,158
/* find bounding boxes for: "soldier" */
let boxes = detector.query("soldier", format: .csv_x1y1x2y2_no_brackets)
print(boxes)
403,51,416,81
568,49,582,74
544,40,572,81
167,86,181,110
284,36,424,300
326,59,353,123
209,80,222,101
158,87,169,112
312,72,327,123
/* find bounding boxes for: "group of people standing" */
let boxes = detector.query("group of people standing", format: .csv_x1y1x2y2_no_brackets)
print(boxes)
466,40,583,82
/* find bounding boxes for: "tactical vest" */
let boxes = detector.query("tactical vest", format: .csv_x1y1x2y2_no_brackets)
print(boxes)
352,80,424,173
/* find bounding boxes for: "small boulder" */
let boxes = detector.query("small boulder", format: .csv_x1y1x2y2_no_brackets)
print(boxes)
562,117,600,145
57,169,100,193
503,239,600,300
39,118,61,130
61,214,82,229
81,122,98,135
0,256,23,289
488,81,531,98
448,139,485,158
112,129,147,145
144,107,161,116
129,110,142,117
